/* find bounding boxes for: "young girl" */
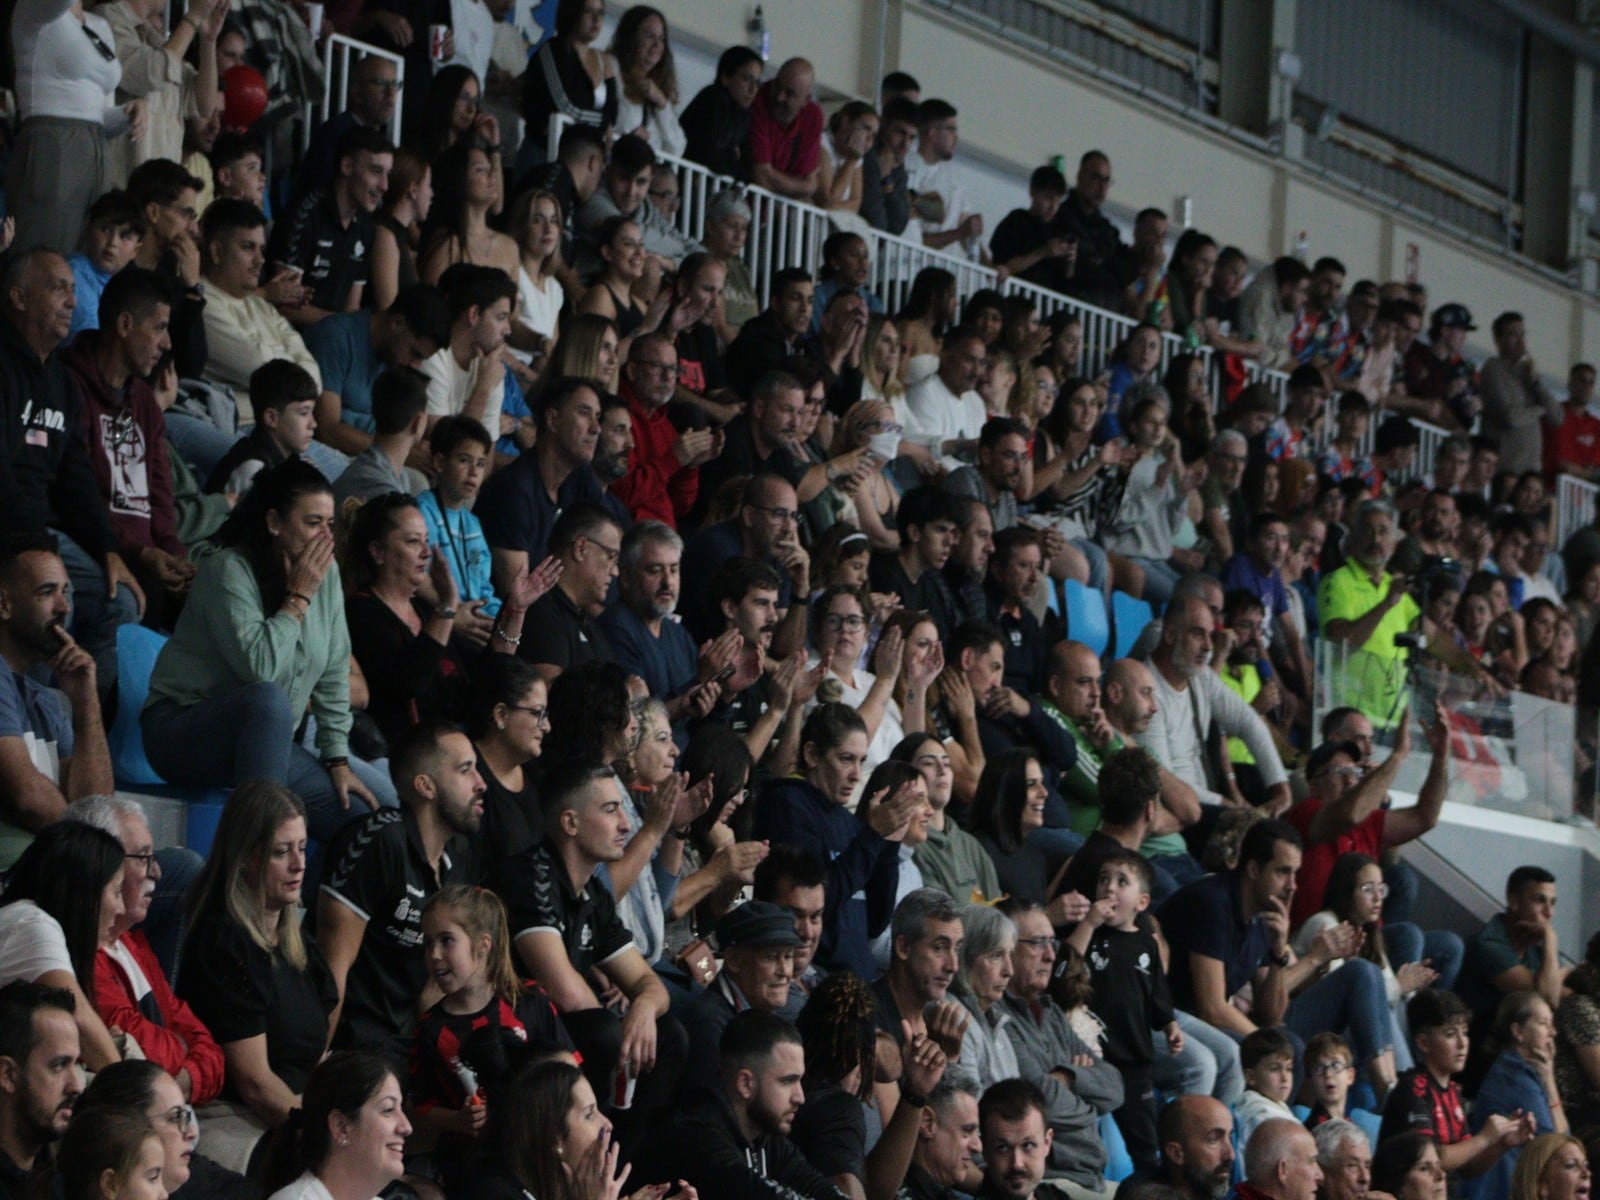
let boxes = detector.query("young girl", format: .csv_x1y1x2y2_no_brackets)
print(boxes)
410,886,574,1169
58,1110,168,1200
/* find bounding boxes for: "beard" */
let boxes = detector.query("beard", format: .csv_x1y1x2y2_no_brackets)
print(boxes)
593,449,627,483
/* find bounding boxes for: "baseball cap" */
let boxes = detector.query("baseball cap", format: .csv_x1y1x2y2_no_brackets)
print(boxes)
1434,303,1476,331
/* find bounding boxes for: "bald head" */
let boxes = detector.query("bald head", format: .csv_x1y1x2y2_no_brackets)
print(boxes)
1245,1119,1323,1200
770,59,815,124
1161,1095,1235,1200
1047,640,1103,719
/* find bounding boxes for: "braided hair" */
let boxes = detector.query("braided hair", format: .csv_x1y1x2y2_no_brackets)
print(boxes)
794,972,878,1101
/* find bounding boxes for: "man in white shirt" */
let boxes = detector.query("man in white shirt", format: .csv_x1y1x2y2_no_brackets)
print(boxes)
907,99,987,263
419,263,517,447
905,330,986,469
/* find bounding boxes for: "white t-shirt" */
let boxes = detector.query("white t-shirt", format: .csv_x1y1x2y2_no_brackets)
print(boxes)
904,372,985,469
269,1172,379,1200
105,936,154,1004
443,0,494,84
515,268,565,344
0,901,74,988
421,346,504,444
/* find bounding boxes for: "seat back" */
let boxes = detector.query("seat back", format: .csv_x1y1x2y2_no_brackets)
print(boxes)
1063,579,1109,658
1112,591,1155,659
108,625,169,788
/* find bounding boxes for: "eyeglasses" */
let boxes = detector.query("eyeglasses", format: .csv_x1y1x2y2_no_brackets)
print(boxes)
1017,936,1060,952
748,505,798,524
583,538,621,564
365,79,404,92
824,613,866,630
1310,1060,1352,1077
162,202,200,223
648,188,680,203
506,704,550,726
124,851,158,871
159,1104,198,1132
1316,765,1363,781
1357,882,1389,898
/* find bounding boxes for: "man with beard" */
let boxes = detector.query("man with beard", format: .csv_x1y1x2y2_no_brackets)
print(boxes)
871,889,967,1051
944,497,994,628
0,982,81,1198
317,723,486,1058
995,903,1122,1197
640,1011,845,1199
682,473,811,655
1240,1120,1324,1200
602,521,739,725
1157,821,1397,1099
905,332,986,468
518,503,623,680
595,392,636,495
945,420,1029,533
1312,1120,1377,1200
420,265,517,458
267,124,393,326
680,901,804,1091
1138,595,1290,813
0,535,113,870
613,333,722,529
985,528,1050,694
499,761,685,1150
976,1075,1098,1200
1216,590,1294,805
1389,490,1459,580
1159,1095,1237,1200
870,486,963,641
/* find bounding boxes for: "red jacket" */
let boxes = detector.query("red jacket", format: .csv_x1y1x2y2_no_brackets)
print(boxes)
611,380,699,528
61,332,186,561
94,929,225,1104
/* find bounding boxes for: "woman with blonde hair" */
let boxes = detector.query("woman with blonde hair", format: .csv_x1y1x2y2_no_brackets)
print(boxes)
829,400,901,551
548,314,620,394
1510,1135,1589,1200
370,147,432,310
507,187,568,362
610,6,684,156
178,782,335,1132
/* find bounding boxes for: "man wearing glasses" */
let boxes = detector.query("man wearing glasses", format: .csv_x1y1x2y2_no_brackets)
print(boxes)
296,54,401,199
518,502,622,681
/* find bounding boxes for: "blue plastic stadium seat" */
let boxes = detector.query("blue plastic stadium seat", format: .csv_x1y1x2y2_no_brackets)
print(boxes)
1112,591,1155,660
1063,579,1110,658
109,624,230,855
1101,1112,1134,1183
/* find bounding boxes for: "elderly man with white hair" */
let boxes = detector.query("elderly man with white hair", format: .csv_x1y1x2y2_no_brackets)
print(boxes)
1241,1118,1325,1200
66,794,220,1102
1313,1119,1385,1200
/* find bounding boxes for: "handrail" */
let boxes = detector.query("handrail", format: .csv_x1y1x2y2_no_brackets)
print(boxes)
1558,472,1600,550
301,34,405,153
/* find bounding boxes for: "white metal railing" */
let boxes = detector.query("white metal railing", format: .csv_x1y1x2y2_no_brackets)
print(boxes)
1558,473,1600,550
1408,419,1451,483
301,35,405,153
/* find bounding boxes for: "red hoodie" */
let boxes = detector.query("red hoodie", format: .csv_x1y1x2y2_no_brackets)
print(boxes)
61,331,186,561
611,377,700,528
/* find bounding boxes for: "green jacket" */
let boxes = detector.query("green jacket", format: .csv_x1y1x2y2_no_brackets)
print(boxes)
914,820,1002,904
167,436,231,551
146,548,353,759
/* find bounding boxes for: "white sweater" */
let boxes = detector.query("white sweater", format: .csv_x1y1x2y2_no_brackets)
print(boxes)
13,0,124,125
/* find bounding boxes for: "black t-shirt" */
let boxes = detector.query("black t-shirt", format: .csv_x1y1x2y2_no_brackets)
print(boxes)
676,322,727,395
319,807,479,1055
986,582,1048,695
990,208,1063,290
477,749,542,868
265,190,374,312
1378,1068,1467,1147
1081,923,1174,1068
494,842,633,976
694,413,808,521
1056,830,1126,904
789,1081,866,1181
518,584,613,673
177,910,336,1096
868,553,959,642
477,454,606,566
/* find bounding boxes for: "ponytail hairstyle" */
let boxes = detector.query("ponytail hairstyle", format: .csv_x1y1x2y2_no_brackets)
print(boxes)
424,885,520,1005
261,1051,399,1195
793,972,878,1100
799,702,868,776
57,1110,159,1200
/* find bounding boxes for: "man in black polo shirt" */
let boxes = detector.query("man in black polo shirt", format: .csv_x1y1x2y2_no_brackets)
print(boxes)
521,502,620,679
985,527,1050,695
1048,150,1133,312
480,377,609,594
0,983,80,1200
870,486,962,641
317,723,484,1060
498,761,686,1144
725,268,814,397
267,124,393,327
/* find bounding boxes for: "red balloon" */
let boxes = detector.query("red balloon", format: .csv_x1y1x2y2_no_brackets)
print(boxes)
221,65,269,132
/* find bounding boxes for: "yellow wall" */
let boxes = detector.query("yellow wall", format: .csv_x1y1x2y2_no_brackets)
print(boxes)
654,0,1598,368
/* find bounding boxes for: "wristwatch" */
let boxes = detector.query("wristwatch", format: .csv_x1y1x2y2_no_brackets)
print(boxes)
899,1088,929,1109
1271,948,1292,968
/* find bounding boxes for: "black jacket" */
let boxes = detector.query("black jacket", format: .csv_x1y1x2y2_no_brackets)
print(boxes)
725,309,801,399
637,1085,849,1200
681,82,750,181
1049,190,1134,311
0,315,115,561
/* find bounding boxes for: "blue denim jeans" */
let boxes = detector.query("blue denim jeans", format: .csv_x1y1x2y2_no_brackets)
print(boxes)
1385,923,1464,993
1287,956,1393,1064
52,528,140,692
1128,556,1182,611
1153,1008,1245,1106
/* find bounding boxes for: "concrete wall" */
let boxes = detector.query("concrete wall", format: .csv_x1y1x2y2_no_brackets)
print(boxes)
650,0,1600,369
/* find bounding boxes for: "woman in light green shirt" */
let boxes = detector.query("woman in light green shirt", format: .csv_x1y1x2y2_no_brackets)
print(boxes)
141,459,397,840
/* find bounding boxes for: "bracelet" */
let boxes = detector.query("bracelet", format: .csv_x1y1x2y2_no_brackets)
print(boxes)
1271,949,1292,968
433,606,458,621
323,757,349,770
493,626,522,647
286,591,311,606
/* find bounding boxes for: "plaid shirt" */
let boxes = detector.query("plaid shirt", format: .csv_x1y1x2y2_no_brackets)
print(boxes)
232,0,324,116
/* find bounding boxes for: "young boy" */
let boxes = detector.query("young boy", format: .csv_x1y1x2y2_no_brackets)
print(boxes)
1317,391,1377,492
1301,1032,1381,1148
332,367,430,507
67,190,145,340
1379,988,1534,1174
206,360,320,496
1234,1027,1298,1150
1066,848,1182,1174
417,414,501,643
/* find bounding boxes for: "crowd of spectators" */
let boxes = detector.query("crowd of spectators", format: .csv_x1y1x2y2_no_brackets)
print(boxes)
2,5,1600,1200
